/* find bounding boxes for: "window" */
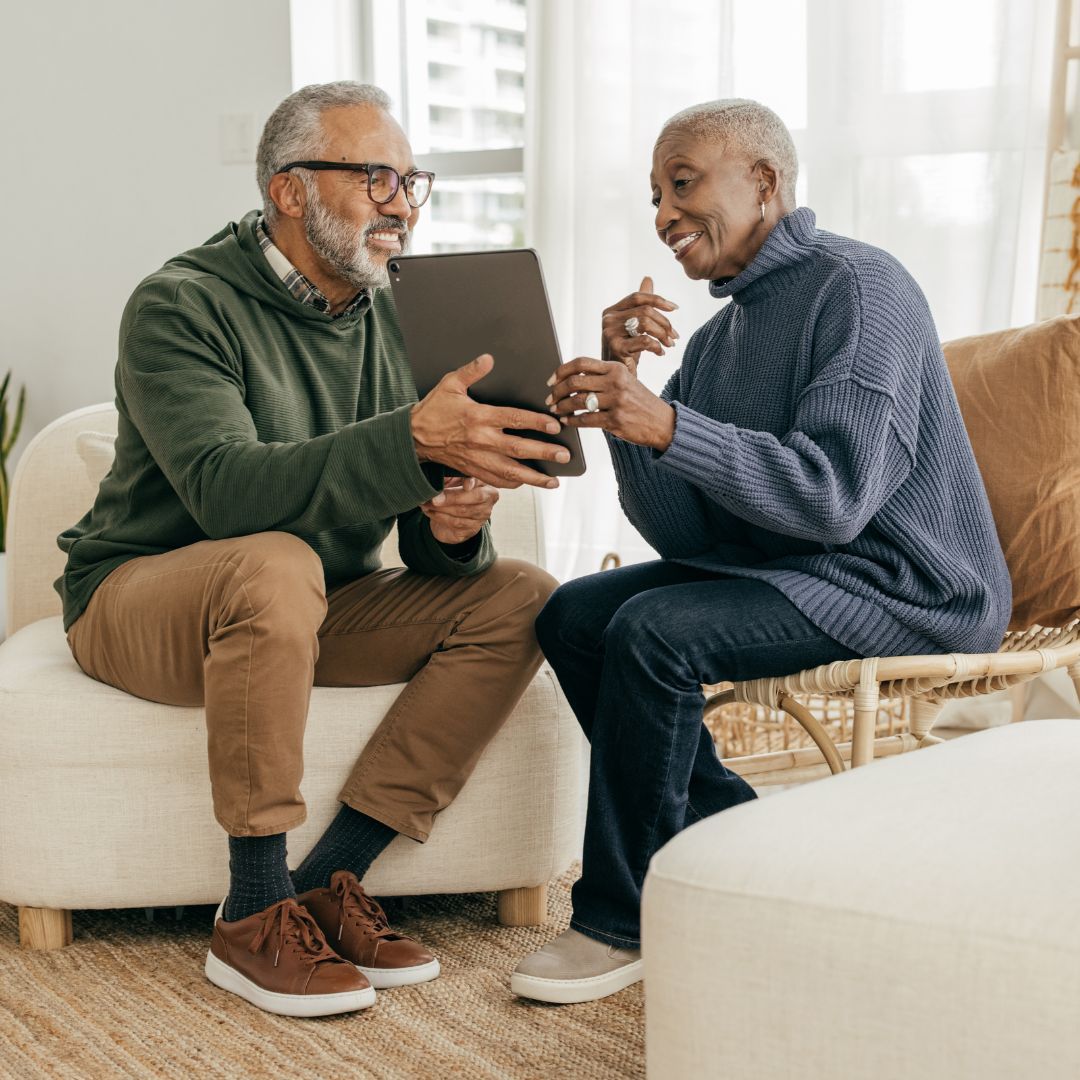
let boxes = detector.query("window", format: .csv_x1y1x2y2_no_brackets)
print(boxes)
496,69,525,96
397,1,527,253
724,0,1048,337
290,0,527,256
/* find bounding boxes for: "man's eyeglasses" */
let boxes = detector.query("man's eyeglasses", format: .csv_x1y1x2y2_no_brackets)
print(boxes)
276,161,435,209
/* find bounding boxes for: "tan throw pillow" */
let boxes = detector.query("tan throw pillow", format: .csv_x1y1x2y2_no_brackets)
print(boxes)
75,431,117,488
943,315,1080,629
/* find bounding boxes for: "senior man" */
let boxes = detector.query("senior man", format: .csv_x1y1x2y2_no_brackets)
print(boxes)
56,81,564,1018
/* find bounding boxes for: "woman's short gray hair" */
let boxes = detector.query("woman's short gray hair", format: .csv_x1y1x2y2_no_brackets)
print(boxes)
659,99,798,205
256,81,392,224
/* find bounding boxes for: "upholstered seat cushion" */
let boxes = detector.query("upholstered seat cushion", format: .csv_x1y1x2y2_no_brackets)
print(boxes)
0,616,577,910
643,721,1080,1079
944,315,1080,628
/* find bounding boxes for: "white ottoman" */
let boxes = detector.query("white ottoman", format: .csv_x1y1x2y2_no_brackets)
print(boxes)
642,720,1080,1080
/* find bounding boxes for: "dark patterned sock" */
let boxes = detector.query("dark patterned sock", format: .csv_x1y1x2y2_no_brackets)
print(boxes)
223,833,296,922
291,804,398,894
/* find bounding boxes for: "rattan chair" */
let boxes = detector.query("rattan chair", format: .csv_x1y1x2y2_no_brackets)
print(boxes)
711,316,1080,786
709,625,1080,785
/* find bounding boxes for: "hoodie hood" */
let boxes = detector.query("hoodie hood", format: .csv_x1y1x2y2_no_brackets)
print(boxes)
166,210,366,324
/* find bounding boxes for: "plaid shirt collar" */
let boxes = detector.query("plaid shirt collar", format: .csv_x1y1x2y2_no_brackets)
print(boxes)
256,215,371,319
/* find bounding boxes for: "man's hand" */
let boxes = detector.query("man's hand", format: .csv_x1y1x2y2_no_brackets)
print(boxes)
601,275,679,376
420,476,499,545
411,354,569,489
547,357,676,451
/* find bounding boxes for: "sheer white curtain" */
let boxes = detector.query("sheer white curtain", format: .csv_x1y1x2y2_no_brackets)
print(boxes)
526,0,1056,582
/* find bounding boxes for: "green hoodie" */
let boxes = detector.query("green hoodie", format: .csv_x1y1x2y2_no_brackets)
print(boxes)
56,211,494,631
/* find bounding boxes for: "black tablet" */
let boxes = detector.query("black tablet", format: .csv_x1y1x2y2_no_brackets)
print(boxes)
388,248,586,477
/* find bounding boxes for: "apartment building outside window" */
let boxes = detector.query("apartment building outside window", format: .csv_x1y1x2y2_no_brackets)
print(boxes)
291,0,527,255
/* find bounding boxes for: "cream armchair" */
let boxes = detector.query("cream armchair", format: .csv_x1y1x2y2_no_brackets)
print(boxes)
0,404,582,949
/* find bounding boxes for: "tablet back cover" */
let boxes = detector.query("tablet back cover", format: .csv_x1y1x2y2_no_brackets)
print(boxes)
390,248,560,410
389,248,584,476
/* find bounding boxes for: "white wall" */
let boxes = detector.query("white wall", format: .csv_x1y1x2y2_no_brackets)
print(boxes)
0,0,293,472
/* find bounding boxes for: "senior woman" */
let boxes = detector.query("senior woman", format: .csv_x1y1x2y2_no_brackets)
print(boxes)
510,99,1010,1005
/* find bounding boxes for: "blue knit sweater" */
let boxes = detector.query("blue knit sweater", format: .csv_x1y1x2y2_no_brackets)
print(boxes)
607,207,1011,657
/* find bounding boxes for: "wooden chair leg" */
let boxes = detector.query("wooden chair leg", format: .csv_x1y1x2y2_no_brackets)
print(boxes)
909,697,945,745
852,675,880,768
777,693,845,775
1068,662,1080,710
497,884,548,927
19,906,73,950
1009,681,1030,723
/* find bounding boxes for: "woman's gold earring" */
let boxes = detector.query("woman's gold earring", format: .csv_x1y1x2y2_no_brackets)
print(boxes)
760,201,766,223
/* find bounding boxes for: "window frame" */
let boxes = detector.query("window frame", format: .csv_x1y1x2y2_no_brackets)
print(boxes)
355,0,526,183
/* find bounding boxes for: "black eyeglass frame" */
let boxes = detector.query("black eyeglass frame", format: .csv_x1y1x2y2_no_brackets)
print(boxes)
276,160,436,208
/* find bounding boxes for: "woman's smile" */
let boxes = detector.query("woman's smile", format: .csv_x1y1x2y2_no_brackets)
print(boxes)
668,231,704,262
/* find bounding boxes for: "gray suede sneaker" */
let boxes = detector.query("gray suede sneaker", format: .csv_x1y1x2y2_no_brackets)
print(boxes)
511,928,643,1004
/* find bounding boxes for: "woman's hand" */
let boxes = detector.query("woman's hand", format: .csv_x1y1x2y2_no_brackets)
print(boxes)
601,275,679,375
546,357,676,451
420,476,499,545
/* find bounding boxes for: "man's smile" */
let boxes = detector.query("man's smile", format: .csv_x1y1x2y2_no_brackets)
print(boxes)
366,229,405,252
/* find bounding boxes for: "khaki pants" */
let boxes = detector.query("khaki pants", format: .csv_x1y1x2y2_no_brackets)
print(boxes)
67,532,556,839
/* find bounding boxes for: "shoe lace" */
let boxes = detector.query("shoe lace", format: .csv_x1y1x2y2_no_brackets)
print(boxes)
332,873,397,944
248,899,340,968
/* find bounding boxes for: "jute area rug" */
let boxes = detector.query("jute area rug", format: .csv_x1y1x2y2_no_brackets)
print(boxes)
0,864,644,1080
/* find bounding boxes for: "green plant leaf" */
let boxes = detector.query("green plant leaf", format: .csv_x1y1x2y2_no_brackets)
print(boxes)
0,371,25,549
7,385,25,452
0,466,8,554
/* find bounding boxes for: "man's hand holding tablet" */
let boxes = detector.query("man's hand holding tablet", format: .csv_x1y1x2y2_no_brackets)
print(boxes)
392,249,586,482
410,352,569,489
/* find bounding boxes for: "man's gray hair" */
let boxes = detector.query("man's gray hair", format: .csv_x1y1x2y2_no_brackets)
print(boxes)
256,81,392,224
659,99,798,206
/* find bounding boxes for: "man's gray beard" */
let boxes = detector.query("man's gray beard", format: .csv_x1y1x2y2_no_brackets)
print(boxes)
302,186,409,292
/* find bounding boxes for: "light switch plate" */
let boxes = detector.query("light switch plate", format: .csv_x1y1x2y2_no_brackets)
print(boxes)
219,113,257,164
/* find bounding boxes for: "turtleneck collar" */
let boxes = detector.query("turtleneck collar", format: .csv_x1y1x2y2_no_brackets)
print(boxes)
709,206,819,306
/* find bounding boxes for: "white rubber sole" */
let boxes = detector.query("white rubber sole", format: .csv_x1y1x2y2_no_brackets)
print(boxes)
204,950,376,1016
510,959,644,1004
358,957,441,989
206,901,375,1017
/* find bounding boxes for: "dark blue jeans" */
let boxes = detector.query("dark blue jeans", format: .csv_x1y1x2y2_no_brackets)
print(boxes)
535,560,859,948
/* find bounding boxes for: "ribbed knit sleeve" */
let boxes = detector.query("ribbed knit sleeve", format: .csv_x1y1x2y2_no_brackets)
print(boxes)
657,268,921,546
606,361,749,559
660,387,910,545
120,303,439,539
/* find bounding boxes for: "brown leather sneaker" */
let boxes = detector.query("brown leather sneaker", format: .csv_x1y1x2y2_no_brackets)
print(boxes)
204,897,376,1016
297,871,441,989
